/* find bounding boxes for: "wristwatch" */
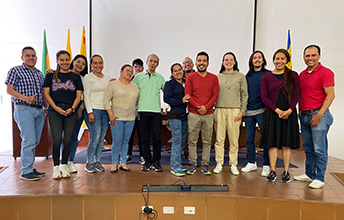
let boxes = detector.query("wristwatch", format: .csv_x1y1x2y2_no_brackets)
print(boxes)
71,107,75,113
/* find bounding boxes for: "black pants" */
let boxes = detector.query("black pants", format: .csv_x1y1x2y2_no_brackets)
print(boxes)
127,118,144,157
48,109,77,166
139,112,162,164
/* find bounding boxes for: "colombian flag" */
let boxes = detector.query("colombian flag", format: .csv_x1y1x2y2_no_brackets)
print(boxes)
286,30,292,69
41,29,50,76
80,26,86,56
66,29,72,62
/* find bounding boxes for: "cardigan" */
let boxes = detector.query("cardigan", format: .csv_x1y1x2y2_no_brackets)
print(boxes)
260,71,300,112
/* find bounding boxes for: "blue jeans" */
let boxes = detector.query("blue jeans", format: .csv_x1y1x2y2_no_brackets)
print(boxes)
69,108,86,161
85,109,109,163
245,113,270,165
168,119,188,171
110,120,135,164
14,104,44,175
300,109,333,182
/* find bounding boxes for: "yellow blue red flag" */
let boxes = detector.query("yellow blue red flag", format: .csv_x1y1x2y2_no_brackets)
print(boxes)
286,30,292,69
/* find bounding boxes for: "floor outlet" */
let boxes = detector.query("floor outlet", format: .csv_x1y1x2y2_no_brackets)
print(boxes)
184,206,195,215
163,206,174,214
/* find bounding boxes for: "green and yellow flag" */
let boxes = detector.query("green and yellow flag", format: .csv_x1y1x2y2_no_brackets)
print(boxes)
41,29,50,76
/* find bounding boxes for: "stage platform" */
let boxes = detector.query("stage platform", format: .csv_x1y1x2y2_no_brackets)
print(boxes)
1,148,344,220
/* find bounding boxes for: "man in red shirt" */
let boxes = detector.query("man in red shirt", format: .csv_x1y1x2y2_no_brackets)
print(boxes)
294,45,335,189
184,51,219,175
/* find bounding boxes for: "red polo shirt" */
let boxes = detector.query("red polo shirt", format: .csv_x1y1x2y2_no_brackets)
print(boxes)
299,63,335,111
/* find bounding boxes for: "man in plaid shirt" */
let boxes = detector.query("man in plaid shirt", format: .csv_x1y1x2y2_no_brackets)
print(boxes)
5,46,45,181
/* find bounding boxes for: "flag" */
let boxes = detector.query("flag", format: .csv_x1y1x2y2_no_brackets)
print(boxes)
80,26,87,128
80,26,86,56
41,29,50,76
286,29,292,69
66,29,72,61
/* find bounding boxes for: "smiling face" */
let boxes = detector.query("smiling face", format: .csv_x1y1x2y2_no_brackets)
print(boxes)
21,49,37,70
120,66,133,81
72,57,87,73
196,55,209,73
222,54,235,72
91,56,104,74
172,64,184,81
182,57,194,73
273,52,287,71
252,52,264,69
57,53,71,72
304,46,321,71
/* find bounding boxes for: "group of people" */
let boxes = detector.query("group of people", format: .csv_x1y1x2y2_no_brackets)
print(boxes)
6,44,334,189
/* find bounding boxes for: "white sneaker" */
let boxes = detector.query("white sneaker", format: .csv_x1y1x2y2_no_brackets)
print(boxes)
67,161,78,173
61,164,70,178
241,162,257,173
230,165,239,175
294,174,313,182
309,180,325,189
213,164,223,174
53,166,61,180
261,165,270,177
139,156,145,165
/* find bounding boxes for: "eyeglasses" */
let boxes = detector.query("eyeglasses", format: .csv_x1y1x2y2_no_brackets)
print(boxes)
125,69,133,75
183,61,193,65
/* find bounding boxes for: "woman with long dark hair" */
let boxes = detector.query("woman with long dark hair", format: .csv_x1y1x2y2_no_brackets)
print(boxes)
43,50,83,179
67,54,88,173
214,52,248,175
241,51,270,176
260,48,300,183
45,54,88,173
164,63,190,176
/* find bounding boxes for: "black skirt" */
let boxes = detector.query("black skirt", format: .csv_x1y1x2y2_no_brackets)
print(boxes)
259,89,300,149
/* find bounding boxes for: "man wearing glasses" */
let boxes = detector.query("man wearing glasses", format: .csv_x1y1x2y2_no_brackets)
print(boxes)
182,57,195,77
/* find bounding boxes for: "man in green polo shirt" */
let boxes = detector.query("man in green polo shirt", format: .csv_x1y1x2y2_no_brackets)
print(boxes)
132,54,165,172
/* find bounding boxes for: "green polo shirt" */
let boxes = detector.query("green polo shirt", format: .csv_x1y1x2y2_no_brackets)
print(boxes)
132,70,165,113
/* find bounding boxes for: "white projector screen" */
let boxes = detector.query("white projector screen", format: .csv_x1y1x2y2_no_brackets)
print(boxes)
92,0,255,79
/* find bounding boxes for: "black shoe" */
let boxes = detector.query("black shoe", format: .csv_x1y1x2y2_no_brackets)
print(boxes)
126,155,133,164
141,162,151,171
33,169,45,177
281,171,291,183
152,162,163,172
110,169,118,174
266,170,277,182
119,166,131,172
20,172,40,181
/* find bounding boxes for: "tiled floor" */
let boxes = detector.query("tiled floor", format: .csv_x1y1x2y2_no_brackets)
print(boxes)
1,146,344,204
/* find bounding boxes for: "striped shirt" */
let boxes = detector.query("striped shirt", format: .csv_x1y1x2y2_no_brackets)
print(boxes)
5,64,44,106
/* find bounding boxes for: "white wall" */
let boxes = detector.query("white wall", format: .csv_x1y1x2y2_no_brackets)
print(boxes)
256,0,344,159
0,0,89,153
92,0,255,79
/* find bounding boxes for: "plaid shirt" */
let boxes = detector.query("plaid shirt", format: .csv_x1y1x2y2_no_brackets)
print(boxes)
5,64,45,106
